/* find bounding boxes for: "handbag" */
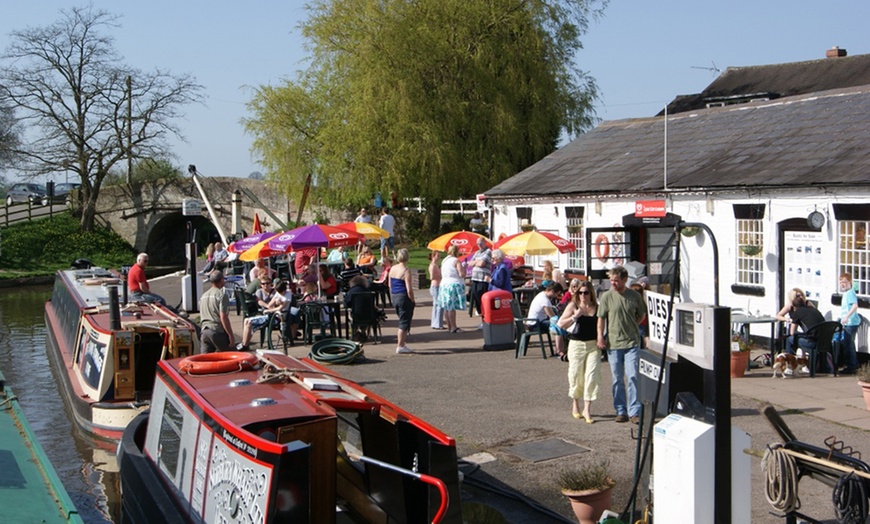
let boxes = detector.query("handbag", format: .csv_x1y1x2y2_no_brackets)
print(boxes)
566,319,580,335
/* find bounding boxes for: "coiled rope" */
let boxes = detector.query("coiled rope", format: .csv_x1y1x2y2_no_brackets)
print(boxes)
762,444,801,514
833,471,869,523
308,337,364,365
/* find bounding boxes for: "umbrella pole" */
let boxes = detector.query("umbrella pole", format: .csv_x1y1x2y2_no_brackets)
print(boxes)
316,251,322,299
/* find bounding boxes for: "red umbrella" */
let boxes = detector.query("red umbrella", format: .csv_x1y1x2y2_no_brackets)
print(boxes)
428,231,491,255
252,213,263,235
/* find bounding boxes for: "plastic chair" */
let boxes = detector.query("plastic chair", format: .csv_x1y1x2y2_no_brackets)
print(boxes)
793,321,843,377
510,300,553,359
347,291,381,344
300,302,329,344
265,310,294,354
235,287,260,318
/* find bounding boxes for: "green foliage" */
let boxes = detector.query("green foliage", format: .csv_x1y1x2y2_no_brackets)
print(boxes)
245,0,601,211
313,209,330,225
104,158,183,185
0,212,136,272
857,362,870,383
557,460,615,492
401,211,427,247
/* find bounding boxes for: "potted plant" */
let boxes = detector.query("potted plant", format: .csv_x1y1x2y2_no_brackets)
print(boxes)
567,224,583,234
857,363,870,411
730,335,751,378
739,244,762,256
520,223,537,232
680,226,701,237
558,460,616,524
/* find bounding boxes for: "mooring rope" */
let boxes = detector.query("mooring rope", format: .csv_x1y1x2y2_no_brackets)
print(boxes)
762,444,801,514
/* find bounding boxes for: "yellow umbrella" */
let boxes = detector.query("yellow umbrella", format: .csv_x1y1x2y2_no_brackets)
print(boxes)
335,221,390,239
427,231,490,255
493,231,576,256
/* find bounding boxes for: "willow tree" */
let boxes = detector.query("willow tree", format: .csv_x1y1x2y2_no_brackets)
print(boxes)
246,0,602,232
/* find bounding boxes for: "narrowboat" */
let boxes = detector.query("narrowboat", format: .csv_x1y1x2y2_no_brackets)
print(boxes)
45,267,198,441
118,350,463,523
0,368,84,523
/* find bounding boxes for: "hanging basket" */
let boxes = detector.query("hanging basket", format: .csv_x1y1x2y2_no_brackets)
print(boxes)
520,224,537,232
566,224,583,234
681,226,701,237
739,244,762,256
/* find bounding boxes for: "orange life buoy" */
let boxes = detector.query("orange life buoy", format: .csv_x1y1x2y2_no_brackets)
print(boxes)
594,234,610,262
178,351,259,375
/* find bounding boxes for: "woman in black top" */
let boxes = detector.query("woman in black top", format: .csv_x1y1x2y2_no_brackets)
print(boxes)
557,280,600,424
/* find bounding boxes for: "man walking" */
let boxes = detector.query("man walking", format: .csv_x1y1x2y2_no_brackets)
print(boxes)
199,270,235,353
469,237,492,325
596,266,645,423
379,207,396,261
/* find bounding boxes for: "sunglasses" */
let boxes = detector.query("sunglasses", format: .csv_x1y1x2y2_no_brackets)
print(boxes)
577,290,590,295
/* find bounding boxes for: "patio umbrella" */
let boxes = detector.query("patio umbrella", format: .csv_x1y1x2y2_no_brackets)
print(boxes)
239,224,363,261
335,221,390,239
493,231,576,256
227,231,280,254
427,231,491,255
252,212,263,235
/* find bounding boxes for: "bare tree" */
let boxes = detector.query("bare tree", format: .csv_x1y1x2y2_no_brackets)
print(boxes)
0,5,203,230
0,103,21,169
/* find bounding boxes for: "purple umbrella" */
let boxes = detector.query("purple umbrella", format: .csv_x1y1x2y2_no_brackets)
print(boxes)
227,231,280,254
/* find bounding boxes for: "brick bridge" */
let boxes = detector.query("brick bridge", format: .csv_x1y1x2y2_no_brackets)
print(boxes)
93,177,341,264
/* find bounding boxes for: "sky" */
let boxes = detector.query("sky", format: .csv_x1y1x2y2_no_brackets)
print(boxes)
2,1,869,183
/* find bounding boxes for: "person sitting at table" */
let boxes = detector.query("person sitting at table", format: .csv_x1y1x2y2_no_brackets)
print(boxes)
540,260,565,288
295,263,318,290
340,257,362,282
370,256,392,302
236,280,295,350
254,278,276,309
301,281,318,302
326,246,346,264
783,294,826,374
775,288,812,322
318,264,339,298
201,242,229,275
357,245,376,274
249,258,277,284
527,282,564,332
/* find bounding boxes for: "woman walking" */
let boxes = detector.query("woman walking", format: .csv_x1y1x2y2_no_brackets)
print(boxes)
438,245,467,333
428,251,444,329
557,280,600,423
388,249,416,354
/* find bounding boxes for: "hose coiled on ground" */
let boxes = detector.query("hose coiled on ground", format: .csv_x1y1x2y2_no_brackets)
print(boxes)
308,337,364,365
832,471,868,523
762,444,801,514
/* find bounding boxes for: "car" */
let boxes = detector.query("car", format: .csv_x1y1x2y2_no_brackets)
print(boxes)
5,183,46,206
41,182,82,206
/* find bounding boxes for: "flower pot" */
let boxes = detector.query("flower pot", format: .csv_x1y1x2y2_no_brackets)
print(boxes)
739,244,762,256
681,226,701,237
730,351,750,378
859,381,870,411
562,486,614,524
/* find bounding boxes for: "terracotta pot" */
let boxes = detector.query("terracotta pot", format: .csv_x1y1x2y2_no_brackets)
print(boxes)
859,381,870,411
730,351,750,378
562,485,614,524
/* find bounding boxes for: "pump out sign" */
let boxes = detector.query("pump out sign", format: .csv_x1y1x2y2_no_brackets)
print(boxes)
182,198,202,216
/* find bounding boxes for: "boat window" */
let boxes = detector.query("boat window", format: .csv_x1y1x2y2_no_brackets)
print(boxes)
336,412,364,472
158,398,185,477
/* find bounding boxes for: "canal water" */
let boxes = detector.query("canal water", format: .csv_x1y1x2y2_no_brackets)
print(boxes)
0,285,119,523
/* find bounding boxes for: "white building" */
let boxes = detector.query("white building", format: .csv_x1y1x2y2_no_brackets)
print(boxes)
484,53,870,353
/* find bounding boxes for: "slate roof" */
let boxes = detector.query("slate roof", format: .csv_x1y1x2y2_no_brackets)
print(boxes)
663,53,870,115
486,85,870,199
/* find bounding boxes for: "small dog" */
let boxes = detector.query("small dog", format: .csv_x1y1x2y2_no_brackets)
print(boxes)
771,351,809,379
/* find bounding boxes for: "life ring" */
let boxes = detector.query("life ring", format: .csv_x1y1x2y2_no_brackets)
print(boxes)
178,351,259,375
594,234,610,262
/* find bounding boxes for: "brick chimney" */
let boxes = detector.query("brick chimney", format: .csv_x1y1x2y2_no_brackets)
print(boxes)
826,46,847,58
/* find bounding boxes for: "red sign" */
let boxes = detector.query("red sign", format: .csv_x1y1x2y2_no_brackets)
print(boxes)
635,200,666,218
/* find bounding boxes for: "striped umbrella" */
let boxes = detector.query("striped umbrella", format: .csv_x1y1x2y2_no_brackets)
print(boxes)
427,231,491,255
335,221,390,239
227,231,280,254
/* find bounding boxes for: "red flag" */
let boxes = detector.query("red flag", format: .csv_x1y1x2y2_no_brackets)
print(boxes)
252,213,262,234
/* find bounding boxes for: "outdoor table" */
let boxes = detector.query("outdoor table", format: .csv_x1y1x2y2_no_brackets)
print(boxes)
731,312,779,370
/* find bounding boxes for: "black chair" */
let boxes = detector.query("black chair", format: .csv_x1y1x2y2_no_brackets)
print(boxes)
235,287,260,318
793,321,843,377
265,309,295,354
346,291,381,344
510,300,553,359
300,302,329,344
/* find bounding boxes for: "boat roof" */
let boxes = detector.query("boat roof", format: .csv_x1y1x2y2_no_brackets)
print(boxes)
159,352,455,446
57,268,195,332
0,370,83,523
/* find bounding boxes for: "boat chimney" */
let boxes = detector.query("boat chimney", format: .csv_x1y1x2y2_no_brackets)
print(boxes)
108,285,122,330
825,46,847,58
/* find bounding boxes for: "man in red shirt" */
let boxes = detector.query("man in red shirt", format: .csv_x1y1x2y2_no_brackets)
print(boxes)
127,253,167,306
